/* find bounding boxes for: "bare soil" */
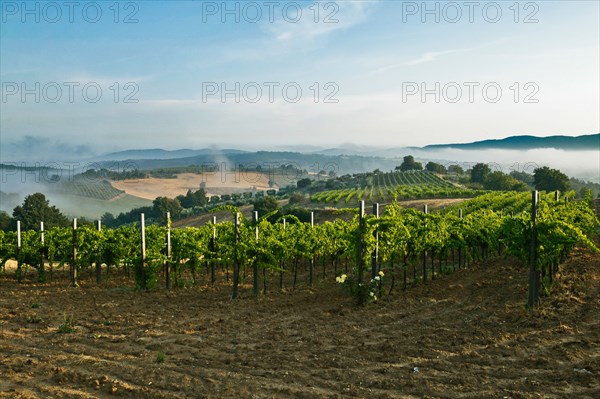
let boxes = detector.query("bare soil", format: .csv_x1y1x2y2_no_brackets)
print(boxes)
1,250,598,398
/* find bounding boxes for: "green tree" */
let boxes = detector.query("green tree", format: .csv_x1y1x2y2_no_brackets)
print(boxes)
296,178,312,190
288,192,306,205
470,163,491,184
12,193,69,230
396,155,423,171
253,196,279,217
483,171,529,191
0,211,12,230
194,188,208,206
448,164,464,174
101,212,115,228
533,167,570,192
152,197,183,222
581,188,594,207
177,188,208,208
325,179,339,189
510,170,534,186
425,162,446,174
569,178,600,199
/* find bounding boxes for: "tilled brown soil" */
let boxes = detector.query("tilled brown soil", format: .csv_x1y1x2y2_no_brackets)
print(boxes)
1,250,598,399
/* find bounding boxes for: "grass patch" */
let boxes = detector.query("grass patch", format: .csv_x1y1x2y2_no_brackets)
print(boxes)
58,312,76,334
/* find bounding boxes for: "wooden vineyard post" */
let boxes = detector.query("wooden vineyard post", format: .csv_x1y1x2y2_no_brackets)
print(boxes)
71,218,78,287
357,201,365,287
16,221,22,283
210,216,217,285
528,191,539,310
140,213,147,291
39,221,46,283
165,212,171,289
309,211,314,287
253,211,259,297
555,191,560,202
231,212,240,299
96,220,102,284
371,203,379,280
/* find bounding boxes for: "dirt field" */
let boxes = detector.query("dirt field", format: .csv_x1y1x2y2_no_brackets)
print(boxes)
111,172,272,200
1,250,598,399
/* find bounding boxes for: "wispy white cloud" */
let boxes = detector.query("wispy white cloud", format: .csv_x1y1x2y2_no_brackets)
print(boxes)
369,38,508,76
370,48,474,75
264,1,378,43
404,48,473,66
213,2,379,64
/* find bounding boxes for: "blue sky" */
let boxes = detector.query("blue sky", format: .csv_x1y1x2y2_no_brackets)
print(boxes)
1,0,599,159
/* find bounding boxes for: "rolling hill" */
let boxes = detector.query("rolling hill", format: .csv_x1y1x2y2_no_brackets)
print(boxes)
422,134,599,151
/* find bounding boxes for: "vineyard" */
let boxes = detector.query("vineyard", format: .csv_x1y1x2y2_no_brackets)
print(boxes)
310,171,484,205
49,178,125,201
1,191,599,398
1,191,597,308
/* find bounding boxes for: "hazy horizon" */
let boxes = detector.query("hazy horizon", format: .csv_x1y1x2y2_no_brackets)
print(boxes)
1,146,598,183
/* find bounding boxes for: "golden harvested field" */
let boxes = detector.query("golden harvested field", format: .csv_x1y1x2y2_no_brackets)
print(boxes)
111,172,273,200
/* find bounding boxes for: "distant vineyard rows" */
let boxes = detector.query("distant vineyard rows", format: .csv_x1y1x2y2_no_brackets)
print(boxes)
50,179,124,201
311,171,484,204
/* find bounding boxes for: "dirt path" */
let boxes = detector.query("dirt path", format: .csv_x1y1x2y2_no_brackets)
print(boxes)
1,250,598,398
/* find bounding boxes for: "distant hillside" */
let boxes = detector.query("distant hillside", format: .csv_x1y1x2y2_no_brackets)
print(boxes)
97,151,401,176
90,134,599,166
48,177,125,201
268,134,600,157
96,148,249,161
422,134,599,151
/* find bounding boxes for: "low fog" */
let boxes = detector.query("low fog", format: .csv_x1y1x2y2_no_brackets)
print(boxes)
408,148,599,183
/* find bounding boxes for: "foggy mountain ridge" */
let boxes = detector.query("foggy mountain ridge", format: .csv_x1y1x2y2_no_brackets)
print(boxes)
95,151,401,176
310,134,600,157
422,134,600,151
93,148,250,161
84,134,599,183
1,135,598,196
91,134,599,161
